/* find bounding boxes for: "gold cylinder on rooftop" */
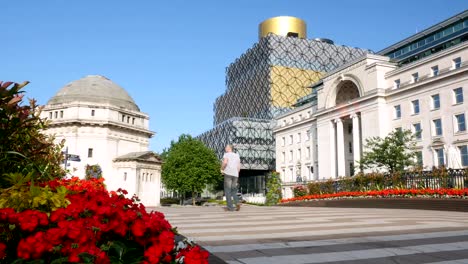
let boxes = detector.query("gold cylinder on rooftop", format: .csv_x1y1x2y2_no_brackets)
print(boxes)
258,16,307,40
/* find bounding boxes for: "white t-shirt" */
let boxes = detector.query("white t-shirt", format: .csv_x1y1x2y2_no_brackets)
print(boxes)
223,152,240,177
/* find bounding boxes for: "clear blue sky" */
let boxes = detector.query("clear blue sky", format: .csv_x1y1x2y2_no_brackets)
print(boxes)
2,1,467,152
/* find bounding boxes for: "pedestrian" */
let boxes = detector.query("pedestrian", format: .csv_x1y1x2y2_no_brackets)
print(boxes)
221,144,241,211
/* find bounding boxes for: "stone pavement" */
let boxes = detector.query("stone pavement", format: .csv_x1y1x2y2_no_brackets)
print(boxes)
156,205,468,264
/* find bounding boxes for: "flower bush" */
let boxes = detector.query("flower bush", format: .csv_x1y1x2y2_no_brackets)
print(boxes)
292,185,307,197
281,188,468,203
0,177,209,264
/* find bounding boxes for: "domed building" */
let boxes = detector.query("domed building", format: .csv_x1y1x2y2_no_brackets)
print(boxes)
41,75,161,206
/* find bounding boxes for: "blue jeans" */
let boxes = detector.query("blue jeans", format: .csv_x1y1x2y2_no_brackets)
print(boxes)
224,175,239,210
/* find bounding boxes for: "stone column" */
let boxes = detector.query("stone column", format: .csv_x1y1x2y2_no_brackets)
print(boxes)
335,118,346,177
329,121,336,178
351,113,361,174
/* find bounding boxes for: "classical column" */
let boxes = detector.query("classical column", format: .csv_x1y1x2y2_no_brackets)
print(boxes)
351,113,361,174
335,118,346,177
329,121,336,178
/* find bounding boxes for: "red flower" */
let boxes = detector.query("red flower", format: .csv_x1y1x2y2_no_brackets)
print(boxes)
0,243,6,259
182,246,209,264
16,210,48,232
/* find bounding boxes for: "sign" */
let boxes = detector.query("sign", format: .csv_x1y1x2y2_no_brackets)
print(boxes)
67,154,81,162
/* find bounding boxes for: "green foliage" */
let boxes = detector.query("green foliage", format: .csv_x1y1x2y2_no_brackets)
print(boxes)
359,129,417,173
265,171,282,205
161,134,222,204
0,173,70,212
0,81,65,188
293,185,307,197
85,164,103,180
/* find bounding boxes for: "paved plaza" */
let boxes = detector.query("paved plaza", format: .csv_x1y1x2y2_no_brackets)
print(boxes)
156,205,468,264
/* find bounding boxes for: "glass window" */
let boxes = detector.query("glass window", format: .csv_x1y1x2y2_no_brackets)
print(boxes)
425,35,434,44
60,111,63,118
432,94,440,109
88,148,93,158
297,149,301,160
411,43,418,50
49,112,52,119
456,113,466,132
434,32,442,40
54,111,58,118
412,100,420,114
416,151,423,166
454,22,463,32
453,57,462,69
281,137,285,146
433,119,443,136
443,27,454,36
460,146,468,167
412,72,419,83
289,150,293,162
282,152,285,163
436,148,445,167
306,147,311,159
132,118,135,125
418,39,425,48
124,172,127,181
349,142,353,153
454,87,464,104
91,110,95,116
413,123,422,140
289,135,293,145
394,79,400,89
306,130,310,141
394,105,401,119
297,133,301,143
431,66,439,76
121,115,125,122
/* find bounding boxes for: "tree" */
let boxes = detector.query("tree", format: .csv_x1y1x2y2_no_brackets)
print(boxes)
358,129,417,174
161,134,222,205
0,81,65,188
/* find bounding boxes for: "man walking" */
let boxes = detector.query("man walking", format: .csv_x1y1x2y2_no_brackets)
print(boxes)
221,144,241,211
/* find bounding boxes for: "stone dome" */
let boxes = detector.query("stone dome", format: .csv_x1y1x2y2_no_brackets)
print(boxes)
48,75,140,111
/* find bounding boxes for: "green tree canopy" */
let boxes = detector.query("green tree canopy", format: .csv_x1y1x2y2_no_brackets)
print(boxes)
161,134,222,205
359,129,417,174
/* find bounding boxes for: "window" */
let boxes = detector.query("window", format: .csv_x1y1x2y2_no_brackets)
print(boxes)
394,105,401,119
124,172,127,181
54,111,58,118
306,130,310,141
289,135,293,145
60,111,63,118
412,72,419,83
431,65,439,76
416,151,423,166
348,124,352,134
412,100,420,114
289,150,293,162
281,137,285,146
432,94,440,110
91,110,95,116
290,117,294,124
299,114,302,120
88,148,93,158
297,133,301,143
132,118,135,125
49,112,52,119
306,147,311,159
282,120,286,126
394,79,400,89
453,57,462,69
436,148,445,167
413,123,422,140
297,149,301,160
121,115,125,122
460,146,468,167
454,87,464,104
433,119,443,136
349,142,353,153
455,113,466,132
281,152,285,163
127,116,130,123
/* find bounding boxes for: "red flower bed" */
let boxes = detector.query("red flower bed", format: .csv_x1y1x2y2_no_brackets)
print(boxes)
281,188,468,203
0,177,209,263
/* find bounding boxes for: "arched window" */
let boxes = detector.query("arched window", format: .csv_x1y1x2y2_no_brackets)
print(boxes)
335,80,360,105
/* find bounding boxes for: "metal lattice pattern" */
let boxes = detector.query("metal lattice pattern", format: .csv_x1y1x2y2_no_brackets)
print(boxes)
199,34,371,171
